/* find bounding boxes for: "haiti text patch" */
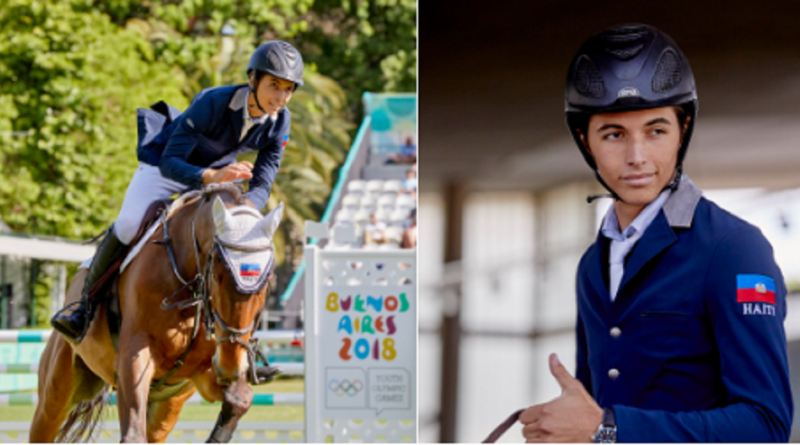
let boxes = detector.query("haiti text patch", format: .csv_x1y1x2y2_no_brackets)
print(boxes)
240,263,261,277
282,135,289,147
737,274,776,316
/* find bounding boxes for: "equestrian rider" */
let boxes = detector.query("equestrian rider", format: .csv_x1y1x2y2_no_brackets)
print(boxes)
51,41,303,345
519,24,792,442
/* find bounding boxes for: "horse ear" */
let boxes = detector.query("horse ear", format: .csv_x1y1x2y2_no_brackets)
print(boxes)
258,202,284,239
212,197,233,234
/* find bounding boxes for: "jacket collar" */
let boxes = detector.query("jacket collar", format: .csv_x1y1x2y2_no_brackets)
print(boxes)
228,85,250,112
662,174,703,228
585,175,703,313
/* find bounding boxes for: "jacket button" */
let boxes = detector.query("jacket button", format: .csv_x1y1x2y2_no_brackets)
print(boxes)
610,327,621,338
608,368,620,379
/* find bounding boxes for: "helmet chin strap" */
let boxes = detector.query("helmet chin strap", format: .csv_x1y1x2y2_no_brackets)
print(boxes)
249,76,267,115
586,165,683,204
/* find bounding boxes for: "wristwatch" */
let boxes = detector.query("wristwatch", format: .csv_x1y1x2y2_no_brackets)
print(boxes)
591,407,617,443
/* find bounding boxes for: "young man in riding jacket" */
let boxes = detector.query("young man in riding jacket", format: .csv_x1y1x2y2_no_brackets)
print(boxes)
51,41,303,345
519,25,793,442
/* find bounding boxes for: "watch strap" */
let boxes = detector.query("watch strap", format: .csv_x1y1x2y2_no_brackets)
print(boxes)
602,406,616,428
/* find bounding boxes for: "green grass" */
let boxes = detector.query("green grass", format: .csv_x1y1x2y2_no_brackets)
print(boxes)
0,378,304,424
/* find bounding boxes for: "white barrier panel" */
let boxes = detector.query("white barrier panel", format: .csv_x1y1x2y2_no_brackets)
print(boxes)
304,247,416,443
0,421,305,443
0,330,302,344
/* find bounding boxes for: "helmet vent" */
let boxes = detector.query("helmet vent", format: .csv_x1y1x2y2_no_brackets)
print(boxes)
605,44,644,61
575,56,606,99
652,49,682,93
601,26,648,60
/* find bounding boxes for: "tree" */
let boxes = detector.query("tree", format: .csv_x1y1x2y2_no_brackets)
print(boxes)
94,0,417,116
294,0,417,114
0,0,188,239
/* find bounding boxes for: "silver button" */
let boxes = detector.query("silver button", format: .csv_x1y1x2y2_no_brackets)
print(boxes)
608,368,620,379
610,327,621,338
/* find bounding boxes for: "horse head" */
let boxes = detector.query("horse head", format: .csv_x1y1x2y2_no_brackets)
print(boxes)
206,193,283,385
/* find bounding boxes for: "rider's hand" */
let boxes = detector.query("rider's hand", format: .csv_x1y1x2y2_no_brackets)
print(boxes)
520,354,602,443
202,161,254,184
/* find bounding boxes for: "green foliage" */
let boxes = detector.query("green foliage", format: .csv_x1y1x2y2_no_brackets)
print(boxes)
295,0,417,113
0,0,187,239
0,0,413,305
93,0,314,97
94,0,416,114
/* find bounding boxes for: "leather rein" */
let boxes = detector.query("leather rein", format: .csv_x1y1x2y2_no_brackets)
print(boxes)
151,198,273,390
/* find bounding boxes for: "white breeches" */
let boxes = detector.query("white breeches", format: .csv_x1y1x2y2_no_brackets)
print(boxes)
114,163,187,245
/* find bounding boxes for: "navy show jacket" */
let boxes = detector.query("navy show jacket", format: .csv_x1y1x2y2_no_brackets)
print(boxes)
136,84,290,210
576,175,793,442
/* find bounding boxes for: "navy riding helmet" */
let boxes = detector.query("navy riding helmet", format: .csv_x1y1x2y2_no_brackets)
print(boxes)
247,41,304,112
564,24,698,200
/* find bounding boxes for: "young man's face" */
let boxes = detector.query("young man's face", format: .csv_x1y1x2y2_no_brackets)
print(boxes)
251,74,295,118
585,107,685,205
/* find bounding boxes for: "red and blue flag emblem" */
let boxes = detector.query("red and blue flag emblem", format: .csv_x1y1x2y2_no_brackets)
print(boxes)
736,274,776,305
240,263,261,277
281,135,289,147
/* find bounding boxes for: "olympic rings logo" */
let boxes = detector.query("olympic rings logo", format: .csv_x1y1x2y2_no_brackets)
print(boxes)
328,379,364,397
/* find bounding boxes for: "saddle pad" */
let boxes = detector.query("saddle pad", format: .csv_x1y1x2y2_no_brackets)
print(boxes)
119,219,163,273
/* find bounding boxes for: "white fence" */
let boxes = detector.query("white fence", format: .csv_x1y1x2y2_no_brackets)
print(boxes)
304,245,417,443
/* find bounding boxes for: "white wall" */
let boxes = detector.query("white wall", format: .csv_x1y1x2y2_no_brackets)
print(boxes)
419,184,595,442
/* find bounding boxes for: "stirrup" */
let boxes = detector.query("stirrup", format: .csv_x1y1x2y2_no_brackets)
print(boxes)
248,365,281,385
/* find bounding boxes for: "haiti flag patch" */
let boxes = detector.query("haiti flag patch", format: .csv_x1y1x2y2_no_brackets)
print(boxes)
282,135,289,147
240,264,261,277
736,274,776,305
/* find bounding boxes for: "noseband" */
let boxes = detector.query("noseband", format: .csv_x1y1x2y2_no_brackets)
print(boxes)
155,198,273,388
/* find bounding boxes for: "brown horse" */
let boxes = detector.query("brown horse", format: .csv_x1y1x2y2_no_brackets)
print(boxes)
31,184,283,442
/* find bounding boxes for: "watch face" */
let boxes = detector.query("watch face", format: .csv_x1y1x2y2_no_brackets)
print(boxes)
596,428,617,443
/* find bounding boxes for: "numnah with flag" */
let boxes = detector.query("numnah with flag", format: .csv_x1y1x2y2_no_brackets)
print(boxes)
240,263,261,277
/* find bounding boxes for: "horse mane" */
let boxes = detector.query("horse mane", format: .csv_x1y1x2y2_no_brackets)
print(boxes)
199,183,247,204
167,183,248,219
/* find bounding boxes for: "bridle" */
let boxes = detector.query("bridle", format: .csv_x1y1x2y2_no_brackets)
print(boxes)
153,196,274,389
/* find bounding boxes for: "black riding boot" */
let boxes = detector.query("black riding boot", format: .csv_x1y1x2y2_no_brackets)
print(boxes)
51,225,126,345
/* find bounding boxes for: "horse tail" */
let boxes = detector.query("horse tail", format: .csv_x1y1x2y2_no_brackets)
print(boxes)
55,383,111,443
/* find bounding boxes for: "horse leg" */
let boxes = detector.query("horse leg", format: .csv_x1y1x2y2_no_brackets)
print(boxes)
30,335,77,442
191,367,253,443
209,377,253,443
117,333,155,443
31,337,108,442
146,383,197,443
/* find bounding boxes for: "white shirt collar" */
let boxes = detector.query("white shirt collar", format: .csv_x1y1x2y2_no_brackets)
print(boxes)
601,189,672,242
